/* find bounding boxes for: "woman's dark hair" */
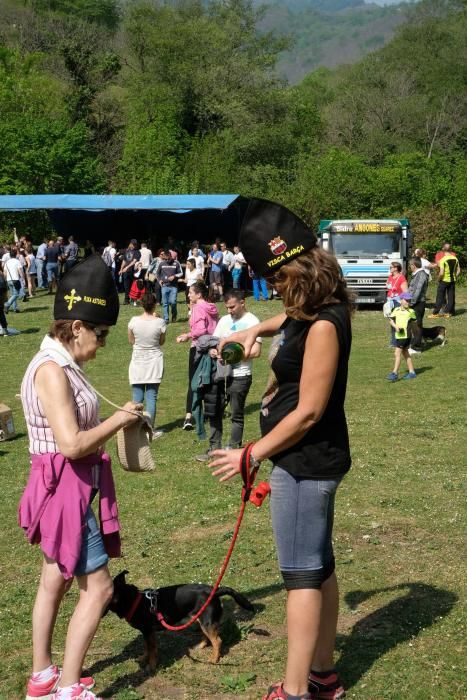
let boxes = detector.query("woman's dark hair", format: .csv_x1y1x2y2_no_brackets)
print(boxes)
273,248,354,321
391,262,402,273
141,292,157,312
191,280,209,299
186,257,196,268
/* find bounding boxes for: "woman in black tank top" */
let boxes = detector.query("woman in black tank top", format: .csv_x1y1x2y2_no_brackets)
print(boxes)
209,198,353,700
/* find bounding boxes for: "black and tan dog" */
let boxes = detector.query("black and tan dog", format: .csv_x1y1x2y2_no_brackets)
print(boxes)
105,570,254,670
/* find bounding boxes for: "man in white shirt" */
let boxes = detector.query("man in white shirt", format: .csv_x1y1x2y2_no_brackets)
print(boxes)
220,242,235,290
211,289,262,449
414,248,435,279
102,240,116,266
4,248,25,313
231,245,246,289
137,241,153,276
188,240,206,260
1,245,11,265
190,247,205,278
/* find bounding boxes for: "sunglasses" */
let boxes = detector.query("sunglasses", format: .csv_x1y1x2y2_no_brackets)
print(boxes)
89,326,110,341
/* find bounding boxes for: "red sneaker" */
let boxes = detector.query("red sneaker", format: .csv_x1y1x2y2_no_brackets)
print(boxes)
308,670,345,699
26,666,95,700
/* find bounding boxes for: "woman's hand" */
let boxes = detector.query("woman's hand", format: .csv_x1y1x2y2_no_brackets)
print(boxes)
209,448,243,482
176,333,190,343
115,401,144,428
217,328,257,359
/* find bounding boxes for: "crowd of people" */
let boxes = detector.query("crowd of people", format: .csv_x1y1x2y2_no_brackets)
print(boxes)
97,236,258,308
384,243,460,381
0,233,267,337
2,216,461,700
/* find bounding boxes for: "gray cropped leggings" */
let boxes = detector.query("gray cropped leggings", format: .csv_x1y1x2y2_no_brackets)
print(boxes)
270,465,342,590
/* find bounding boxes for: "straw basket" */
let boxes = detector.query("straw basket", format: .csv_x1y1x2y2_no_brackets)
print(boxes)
116,413,155,472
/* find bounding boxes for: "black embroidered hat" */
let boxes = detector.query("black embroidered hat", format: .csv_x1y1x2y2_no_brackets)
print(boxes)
54,254,119,325
239,198,317,276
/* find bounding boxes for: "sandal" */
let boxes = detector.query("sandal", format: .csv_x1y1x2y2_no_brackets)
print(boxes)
263,682,312,700
308,670,346,699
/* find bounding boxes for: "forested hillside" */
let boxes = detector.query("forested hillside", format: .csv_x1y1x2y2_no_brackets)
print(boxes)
258,0,410,83
0,0,465,259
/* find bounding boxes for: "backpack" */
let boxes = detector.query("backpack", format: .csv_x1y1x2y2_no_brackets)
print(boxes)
102,248,113,267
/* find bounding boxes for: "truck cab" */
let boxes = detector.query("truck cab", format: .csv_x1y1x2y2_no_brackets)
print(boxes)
318,219,412,305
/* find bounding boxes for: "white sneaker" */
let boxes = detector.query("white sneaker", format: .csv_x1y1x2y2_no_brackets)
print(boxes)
152,429,164,439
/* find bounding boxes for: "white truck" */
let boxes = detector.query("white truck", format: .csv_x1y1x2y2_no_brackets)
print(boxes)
318,218,412,305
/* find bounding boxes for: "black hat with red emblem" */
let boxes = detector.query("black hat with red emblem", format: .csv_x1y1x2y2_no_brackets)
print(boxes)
238,198,317,277
54,254,119,325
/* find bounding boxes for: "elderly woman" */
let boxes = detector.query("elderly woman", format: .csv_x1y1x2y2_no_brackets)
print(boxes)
210,199,353,700
19,256,143,700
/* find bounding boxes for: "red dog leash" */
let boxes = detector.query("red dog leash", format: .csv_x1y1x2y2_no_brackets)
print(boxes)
155,443,270,631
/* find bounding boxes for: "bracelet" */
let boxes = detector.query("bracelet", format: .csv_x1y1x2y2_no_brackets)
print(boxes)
249,452,262,469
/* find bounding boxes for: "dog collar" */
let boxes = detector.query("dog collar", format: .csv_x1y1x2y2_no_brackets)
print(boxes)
125,591,143,623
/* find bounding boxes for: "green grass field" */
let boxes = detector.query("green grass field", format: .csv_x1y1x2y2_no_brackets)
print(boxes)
0,287,465,700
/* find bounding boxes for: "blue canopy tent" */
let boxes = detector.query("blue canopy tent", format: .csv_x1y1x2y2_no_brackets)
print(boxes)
0,194,248,249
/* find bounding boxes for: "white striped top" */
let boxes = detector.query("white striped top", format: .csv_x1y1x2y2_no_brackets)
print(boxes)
21,337,100,455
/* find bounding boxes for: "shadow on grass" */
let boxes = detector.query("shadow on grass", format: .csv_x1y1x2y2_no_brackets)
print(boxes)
2,432,27,441
18,327,41,335
338,582,457,690
87,635,161,697
413,365,433,375
244,581,284,602
159,418,188,433
421,343,448,354
23,306,49,313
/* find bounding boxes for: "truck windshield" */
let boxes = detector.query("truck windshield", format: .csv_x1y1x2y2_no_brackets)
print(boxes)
331,233,401,258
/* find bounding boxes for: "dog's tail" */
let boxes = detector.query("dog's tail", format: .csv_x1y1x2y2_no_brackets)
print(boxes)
215,587,254,611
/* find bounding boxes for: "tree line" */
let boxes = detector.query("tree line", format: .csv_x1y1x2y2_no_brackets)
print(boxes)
0,0,465,263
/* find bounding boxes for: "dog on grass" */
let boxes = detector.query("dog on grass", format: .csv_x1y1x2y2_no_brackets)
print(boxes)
104,570,254,670
422,324,447,345
408,320,447,350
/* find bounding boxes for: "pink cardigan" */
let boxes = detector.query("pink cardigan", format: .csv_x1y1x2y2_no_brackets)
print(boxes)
18,452,121,579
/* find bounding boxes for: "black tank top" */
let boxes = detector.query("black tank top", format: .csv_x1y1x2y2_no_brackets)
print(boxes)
260,303,352,478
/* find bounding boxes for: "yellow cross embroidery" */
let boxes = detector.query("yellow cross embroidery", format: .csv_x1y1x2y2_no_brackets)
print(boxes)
64,288,82,311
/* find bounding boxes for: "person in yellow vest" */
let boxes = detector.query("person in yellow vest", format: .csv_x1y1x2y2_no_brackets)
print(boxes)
428,245,460,318
387,292,417,381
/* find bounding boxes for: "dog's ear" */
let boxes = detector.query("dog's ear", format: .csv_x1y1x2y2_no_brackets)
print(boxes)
114,569,129,584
